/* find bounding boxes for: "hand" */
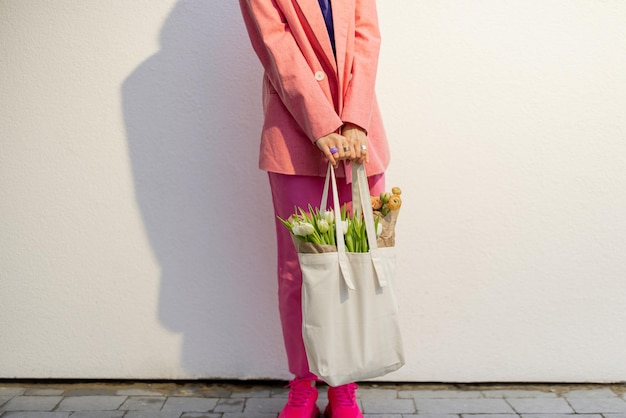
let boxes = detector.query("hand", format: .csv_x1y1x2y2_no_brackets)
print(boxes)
315,132,355,167
342,122,369,164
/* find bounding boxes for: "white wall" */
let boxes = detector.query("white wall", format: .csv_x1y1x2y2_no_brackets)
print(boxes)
1,0,625,382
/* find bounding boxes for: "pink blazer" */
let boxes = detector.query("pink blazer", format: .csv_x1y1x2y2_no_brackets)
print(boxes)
240,0,390,177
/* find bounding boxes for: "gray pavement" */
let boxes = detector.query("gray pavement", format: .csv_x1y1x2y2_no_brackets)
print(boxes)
2,381,626,418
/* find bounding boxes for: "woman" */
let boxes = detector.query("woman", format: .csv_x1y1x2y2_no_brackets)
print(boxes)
239,1,390,417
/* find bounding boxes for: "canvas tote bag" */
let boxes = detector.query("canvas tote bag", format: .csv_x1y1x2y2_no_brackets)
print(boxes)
299,163,405,386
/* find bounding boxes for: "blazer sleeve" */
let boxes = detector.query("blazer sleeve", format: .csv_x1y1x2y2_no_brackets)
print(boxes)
239,0,343,142
340,0,382,133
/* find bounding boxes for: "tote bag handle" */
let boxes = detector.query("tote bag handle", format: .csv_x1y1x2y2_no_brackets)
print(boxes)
352,163,389,288
320,163,389,290
320,163,354,289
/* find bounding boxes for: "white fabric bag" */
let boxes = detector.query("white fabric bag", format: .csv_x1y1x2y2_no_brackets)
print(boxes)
299,163,405,386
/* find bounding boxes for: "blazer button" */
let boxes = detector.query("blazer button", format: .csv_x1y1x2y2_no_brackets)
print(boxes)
314,71,325,81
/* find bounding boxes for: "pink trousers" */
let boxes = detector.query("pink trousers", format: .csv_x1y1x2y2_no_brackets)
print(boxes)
268,170,386,379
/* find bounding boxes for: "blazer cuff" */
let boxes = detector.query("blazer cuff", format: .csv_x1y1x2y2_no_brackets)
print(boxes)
309,118,343,143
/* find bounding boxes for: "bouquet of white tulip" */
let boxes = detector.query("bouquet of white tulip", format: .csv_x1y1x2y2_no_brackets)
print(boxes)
278,187,402,254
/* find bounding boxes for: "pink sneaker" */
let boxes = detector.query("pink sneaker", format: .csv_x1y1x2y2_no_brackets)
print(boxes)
278,378,320,418
324,383,363,418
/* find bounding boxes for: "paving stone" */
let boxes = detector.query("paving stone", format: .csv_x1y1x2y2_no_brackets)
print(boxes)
116,389,164,396
161,397,219,412
415,398,515,414
231,388,272,398
507,398,574,414
400,390,483,399
0,396,63,412
564,389,618,398
180,414,222,418
269,388,289,398
24,389,65,397
1,413,70,418
69,412,126,418
0,388,27,397
6,383,626,418
460,415,520,418
124,412,182,418
119,396,166,411
483,390,558,398
567,397,626,413
243,397,287,414
196,387,232,399
213,398,245,413
180,412,222,418
362,398,416,414
62,390,118,397
520,414,601,418
362,414,402,418
56,396,126,412
402,415,461,418
359,388,401,400
161,385,229,399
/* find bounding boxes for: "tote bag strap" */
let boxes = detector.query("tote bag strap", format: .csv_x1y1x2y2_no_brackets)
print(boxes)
352,163,389,288
321,163,355,289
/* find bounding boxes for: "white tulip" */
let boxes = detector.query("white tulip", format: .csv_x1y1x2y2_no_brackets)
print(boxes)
293,222,315,236
318,219,330,233
340,220,349,234
376,222,383,237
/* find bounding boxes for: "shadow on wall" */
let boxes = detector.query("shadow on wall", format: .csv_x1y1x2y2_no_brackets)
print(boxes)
121,1,282,378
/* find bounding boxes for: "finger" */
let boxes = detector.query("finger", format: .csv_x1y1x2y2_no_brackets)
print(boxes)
355,151,366,164
350,137,358,159
316,137,340,166
327,146,338,166
342,139,356,160
354,142,363,161
332,134,348,160
337,144,347,160
358,142,368,162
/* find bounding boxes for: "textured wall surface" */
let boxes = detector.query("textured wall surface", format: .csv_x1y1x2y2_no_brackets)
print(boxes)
2,1,626,381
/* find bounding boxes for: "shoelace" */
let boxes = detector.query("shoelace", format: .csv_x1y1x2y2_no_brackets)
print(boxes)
286,381,315,407
333,383,357,407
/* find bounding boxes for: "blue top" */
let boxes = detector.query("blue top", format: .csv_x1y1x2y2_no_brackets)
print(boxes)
318,0,336,56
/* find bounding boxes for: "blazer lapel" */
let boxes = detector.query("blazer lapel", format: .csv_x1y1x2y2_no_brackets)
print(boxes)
295,0,337,71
